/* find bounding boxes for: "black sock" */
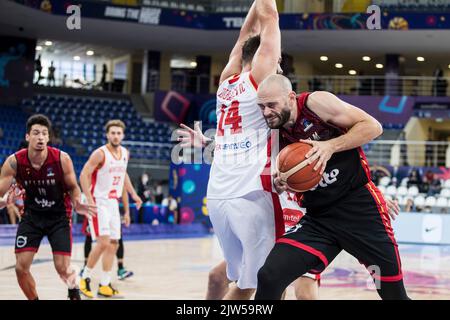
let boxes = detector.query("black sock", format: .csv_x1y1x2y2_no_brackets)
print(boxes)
118,262,124,270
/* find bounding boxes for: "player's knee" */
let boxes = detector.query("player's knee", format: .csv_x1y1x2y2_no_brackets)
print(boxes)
257,264,280,290
296,288,318,300
96,238,110,250
15,264,30,278
54,262,70,278
208,268,227,288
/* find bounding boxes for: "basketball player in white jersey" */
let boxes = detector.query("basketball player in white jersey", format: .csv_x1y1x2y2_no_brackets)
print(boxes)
79,120,142,298
179,0,299,300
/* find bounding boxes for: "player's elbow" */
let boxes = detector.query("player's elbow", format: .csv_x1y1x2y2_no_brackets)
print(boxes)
371,119,383,139
258,8,279,25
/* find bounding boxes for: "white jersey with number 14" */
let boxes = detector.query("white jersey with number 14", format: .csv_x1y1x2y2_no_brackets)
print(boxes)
207,72,272,200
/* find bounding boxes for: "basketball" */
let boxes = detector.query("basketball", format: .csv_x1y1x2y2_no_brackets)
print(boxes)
276,142,322,192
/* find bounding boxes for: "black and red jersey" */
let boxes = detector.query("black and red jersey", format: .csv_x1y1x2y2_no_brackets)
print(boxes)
279,92,371,211
15,146,72,217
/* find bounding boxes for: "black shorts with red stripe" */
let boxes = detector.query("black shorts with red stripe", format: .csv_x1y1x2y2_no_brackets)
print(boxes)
282,182,402,279
255,182,409,300
15,212,72,256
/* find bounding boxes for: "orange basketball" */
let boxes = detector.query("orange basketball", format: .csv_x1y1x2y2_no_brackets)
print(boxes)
276,142,322,192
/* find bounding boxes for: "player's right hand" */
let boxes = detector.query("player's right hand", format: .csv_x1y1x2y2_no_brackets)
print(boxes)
7,185,25,206
176,123,210,148
273,171,288,194
75,200,97,218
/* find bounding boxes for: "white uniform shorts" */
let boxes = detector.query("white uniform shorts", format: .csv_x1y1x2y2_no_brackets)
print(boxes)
89,198,121,240
207,190,284,289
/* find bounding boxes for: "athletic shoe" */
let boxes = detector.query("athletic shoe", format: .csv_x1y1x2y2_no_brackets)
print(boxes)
98,283,120,297
79,277,94,299
68,288,81,300
117,268,134,280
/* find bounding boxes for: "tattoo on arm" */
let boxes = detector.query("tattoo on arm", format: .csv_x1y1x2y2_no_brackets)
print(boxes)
9,157,17,172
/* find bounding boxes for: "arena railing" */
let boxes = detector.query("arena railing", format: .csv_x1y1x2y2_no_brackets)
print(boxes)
371,0,450,12
288,75,450,97
364,140,450,168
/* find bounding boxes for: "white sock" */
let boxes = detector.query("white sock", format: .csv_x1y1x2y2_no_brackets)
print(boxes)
82,267,92,280
100,271,111,286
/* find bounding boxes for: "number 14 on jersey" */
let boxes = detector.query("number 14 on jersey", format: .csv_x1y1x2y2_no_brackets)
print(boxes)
217,101,243,136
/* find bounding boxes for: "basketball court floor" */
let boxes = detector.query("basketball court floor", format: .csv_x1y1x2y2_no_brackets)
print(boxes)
0,235,449,300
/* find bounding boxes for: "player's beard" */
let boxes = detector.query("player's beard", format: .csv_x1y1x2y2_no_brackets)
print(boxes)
265,108,291,129
109,141,121,148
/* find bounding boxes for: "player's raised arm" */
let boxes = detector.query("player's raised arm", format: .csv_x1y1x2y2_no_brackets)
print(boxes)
79,148,104,205
250,0,281,85
220,1,260,84
300,91,383,174
61,152,96,217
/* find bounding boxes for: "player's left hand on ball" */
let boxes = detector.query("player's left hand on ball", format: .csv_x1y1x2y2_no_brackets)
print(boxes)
385,198,400,221
299,139,335,175
273,171,288,194
133,195,143,210
75,200,97,218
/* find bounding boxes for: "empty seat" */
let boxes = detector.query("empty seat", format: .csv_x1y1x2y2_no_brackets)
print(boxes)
440,189,450,198
407,186,419,197
379,177,391,187
425,196,437,207
436,197,449,208
414,195,426,208
397,186,408,197
386,185,397,196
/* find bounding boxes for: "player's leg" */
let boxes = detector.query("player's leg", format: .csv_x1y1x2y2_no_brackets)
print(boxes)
98,239,120,297
255,215,341,300
6,203,18,224
293,275,319,300
222,191,281,300
98,200,121,297
336,182,410,300
207,198,246,299
206,261,231,300
84,235,92,266
117,234,133,280
53,255,80,300
80,235,110,298
14,215,42,300
15,252,38,300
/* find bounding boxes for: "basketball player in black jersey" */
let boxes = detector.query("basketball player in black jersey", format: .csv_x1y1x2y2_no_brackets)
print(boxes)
254,74,409,300
0,115,97,300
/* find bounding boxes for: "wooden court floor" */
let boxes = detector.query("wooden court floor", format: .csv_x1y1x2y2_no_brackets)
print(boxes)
0,236,449,300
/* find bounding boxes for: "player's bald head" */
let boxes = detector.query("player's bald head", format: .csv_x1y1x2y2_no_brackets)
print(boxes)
259,74,293,95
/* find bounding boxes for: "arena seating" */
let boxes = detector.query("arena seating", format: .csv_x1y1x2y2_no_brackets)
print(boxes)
377,175,450,213
1,94,174,174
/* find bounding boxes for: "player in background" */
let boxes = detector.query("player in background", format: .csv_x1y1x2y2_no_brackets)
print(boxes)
81,188,135,281
79,120,142,298
0,114,96,300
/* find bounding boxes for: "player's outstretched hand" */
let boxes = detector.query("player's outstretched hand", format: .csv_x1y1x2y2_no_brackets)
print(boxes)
300,139,336,175
273,171,288,194
176,123,210,148
75,200,97,218
385,198,400,221
133,194,143,210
